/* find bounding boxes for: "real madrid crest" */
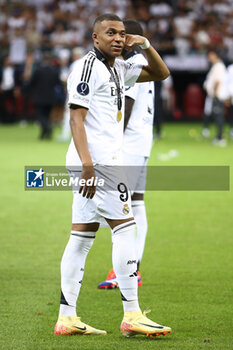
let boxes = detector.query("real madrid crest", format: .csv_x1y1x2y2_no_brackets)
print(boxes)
123,203,130,214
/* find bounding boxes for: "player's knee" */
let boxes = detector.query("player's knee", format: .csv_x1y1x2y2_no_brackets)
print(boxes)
111,220,137,236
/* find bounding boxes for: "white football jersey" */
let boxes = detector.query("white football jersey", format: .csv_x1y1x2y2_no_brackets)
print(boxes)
204,61,226,100
123,53,154,157
221,64,233,103
66,49,142,167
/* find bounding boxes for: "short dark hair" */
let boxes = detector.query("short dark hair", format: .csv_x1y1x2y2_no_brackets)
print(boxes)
94,13,123,28
123,19,143,36
207,48,221,57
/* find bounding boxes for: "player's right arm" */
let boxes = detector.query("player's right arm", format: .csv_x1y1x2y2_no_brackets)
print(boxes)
69,105,96,199
68,55,97,198
124,34,170,82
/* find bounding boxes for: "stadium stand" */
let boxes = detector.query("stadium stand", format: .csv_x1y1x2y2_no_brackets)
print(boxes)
0,0,233,123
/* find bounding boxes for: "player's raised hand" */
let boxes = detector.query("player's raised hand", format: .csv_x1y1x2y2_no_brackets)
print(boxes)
79,165,96,199
124,34,148,49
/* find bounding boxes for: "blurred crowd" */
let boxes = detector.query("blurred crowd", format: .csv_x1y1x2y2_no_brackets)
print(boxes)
0,0,233,132
1,0,233,57
1,0,233,63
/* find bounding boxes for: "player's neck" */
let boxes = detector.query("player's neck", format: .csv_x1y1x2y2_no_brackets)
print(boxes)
107,58,115,67
94,46,115,67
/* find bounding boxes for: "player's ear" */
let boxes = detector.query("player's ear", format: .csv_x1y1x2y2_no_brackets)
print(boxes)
92,32,98,44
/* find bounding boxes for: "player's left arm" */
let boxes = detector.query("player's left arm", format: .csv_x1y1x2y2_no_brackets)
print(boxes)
125,34,170,82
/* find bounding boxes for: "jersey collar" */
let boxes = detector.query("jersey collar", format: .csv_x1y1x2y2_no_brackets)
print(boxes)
123,49,139,60
93,47,107,63
94,47,139,64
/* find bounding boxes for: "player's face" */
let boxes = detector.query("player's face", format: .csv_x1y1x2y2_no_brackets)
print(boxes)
93,20,126,61
208,51,217,64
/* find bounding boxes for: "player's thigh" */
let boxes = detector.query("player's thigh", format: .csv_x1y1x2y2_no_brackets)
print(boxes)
71,168,133,227
122,152,148,194
95,165,134,222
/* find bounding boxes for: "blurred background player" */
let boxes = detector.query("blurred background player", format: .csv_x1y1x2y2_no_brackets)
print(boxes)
98,20,155,290
222,62,233,139
202,50,226,146
57,47,85,142
28,52,61,139
0,56,16,123
154,74,174,140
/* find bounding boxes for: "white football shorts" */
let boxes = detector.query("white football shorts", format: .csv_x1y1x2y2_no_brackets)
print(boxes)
70,165,133,224
122,152,148,194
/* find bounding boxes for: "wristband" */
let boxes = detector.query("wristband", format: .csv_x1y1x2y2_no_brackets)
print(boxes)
139,38,150,50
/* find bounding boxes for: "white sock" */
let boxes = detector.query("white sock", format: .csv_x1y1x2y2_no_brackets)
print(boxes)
132,200,148,269
112,221,140,313
59,231,95,316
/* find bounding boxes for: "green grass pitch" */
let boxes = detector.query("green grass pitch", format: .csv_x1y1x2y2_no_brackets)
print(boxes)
0,122,232,350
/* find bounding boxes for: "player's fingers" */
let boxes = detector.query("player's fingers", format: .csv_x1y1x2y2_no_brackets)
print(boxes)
124,35,133,46
125,42,137,50
82,185,88,197
125,34,139,47
79,185,84,194
89,187,96,199
86,188,92,199
86,186,96,199
90,191,96,199
124,40,134,48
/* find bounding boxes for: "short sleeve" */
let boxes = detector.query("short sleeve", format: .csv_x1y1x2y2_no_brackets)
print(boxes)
125,83,139,101
67,56,96,109
122,61,143,87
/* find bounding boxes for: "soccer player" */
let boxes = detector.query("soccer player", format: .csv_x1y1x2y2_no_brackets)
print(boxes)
29,52,61,139
97,20,155,290
202,50,226,146
54,13,172,338
222,63,233,139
